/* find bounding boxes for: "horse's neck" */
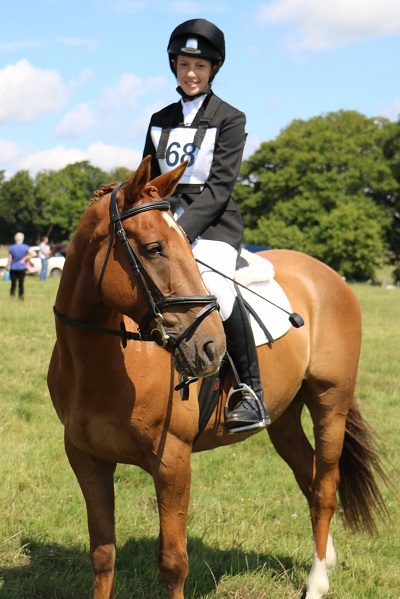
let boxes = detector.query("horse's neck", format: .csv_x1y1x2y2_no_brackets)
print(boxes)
56,235,115,324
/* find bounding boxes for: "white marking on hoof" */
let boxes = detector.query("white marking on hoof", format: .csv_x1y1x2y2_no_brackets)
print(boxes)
326,533,337,572
305,547,330,599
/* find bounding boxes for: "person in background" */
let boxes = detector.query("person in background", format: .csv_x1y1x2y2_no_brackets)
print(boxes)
6,232,35,300
38,235,51,281
142,18,270,434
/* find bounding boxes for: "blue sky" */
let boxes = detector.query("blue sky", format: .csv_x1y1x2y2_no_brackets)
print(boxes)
1,0,400,178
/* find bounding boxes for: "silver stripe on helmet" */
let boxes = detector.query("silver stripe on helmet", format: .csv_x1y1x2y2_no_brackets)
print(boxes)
181,37,201,54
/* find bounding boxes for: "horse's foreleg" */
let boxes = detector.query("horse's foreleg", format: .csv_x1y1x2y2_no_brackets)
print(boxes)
151,440,192,599
65,437,117,599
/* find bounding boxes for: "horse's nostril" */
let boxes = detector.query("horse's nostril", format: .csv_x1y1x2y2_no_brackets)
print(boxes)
203,340,215,363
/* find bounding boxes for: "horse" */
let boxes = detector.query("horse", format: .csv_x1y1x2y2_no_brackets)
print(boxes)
48,156,388,599
50,241,70,257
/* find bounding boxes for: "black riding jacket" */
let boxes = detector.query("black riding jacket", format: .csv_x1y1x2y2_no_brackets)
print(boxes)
142,91,246,251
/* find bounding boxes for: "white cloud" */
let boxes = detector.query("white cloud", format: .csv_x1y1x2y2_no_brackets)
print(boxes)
15,142,141,175
98,0,149,14
46,71,170,148
0,60,93,126
0,139,21,163
0,40,43,52
56,37,99,50
377,99,400,121
128,99,166,140
18,146,87,173
86,141,141,172
92,73,171,141
168,1,228,13
258,0,400,50
100,73,147,110
101,0,228,15
0,60,69,124
99,74,169,112
243,133,262,159
67,68,94,95
55,104,98,139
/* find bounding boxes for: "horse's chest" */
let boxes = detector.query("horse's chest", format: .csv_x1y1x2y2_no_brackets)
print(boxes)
64,409,151,465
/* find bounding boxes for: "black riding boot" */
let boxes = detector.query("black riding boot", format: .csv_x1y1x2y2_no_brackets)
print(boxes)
223,295,270,433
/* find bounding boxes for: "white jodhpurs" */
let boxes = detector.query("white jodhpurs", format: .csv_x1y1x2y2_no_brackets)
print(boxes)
191,238,238,321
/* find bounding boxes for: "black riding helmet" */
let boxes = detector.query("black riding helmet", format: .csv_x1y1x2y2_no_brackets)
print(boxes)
167,18,225,80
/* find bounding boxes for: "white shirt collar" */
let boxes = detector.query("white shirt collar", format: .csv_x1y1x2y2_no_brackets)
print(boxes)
181,94,207,125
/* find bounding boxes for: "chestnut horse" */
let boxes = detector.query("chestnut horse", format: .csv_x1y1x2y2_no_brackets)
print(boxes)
48,156,388,599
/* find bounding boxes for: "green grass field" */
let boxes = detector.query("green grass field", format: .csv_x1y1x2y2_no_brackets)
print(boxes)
0,277,399,598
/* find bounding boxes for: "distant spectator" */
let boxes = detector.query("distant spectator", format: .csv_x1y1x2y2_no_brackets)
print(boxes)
38,235,51,281
6,232,36,300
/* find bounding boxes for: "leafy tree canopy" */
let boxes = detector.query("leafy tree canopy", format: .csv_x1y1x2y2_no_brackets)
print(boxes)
235,110,400,280
0,170,38,243
33,161,108,242
381,117,400,261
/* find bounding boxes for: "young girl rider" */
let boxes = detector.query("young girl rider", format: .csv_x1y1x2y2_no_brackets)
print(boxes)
142,18,269,434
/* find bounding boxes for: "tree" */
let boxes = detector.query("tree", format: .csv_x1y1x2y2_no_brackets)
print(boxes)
316,199,388,280
108,166,134,182
0,162,126,245
34,169,66,239
0,170,39,243
34,162,108,242
382,117,400,272
235,110,398,280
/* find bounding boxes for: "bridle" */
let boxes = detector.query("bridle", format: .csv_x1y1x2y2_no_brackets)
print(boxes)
53,182,219,351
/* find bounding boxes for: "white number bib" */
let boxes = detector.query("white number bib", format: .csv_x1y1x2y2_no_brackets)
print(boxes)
151,126,217,185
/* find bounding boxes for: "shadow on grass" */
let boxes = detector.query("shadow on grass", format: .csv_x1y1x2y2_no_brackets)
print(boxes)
0,536,308,599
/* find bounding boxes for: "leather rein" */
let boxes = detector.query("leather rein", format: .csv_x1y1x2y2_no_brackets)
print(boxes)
53,183,219,350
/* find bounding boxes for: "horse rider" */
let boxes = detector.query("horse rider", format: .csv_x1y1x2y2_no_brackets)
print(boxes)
142,18,270,433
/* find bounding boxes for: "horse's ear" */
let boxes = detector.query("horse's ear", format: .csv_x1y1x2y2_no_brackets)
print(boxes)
149,160,188,199
123,156,152,200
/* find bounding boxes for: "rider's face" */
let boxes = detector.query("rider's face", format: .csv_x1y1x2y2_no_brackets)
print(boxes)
175,55,214,96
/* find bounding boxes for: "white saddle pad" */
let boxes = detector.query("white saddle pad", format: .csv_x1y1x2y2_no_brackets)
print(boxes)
235,249,293,346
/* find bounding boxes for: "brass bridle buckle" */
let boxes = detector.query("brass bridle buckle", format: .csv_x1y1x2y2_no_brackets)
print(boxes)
150,312,170,348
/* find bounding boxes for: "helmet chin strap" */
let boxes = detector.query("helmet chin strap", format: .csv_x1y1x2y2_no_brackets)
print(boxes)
176,85,211,102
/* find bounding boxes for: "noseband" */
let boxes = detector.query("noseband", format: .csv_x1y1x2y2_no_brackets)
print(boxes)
54,182,219,351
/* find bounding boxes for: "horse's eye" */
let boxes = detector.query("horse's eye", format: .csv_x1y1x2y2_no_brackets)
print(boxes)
145,242,162,255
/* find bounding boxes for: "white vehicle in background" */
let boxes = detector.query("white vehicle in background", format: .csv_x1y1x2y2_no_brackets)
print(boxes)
0,245,65,279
